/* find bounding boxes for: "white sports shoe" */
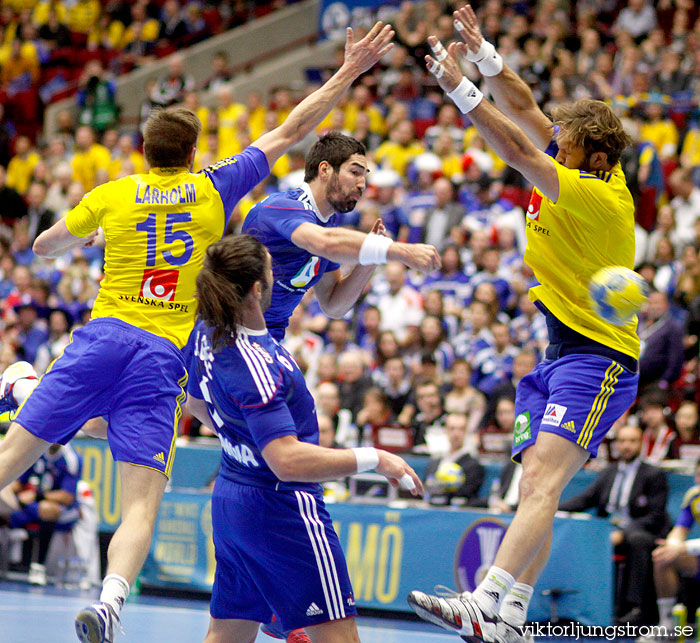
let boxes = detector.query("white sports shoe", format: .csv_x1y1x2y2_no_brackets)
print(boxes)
28,562,47,586
407,589,498,642
75,602,121,643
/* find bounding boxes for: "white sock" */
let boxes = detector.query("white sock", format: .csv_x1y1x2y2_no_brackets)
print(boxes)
471,566,515,617
657,597,674,629
499,582,534,627
100,574,130,616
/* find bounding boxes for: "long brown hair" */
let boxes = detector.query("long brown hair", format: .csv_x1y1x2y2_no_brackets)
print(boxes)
196,235,268,349
551,99,632,166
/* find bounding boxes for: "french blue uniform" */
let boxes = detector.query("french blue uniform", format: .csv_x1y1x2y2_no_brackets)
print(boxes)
188,322,356,630
242,183,340,341
12,444,82,532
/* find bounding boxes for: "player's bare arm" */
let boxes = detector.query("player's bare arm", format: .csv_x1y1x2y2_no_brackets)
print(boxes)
453,5,553,150
33,218,99,258
253,21,394,167
310,219,384,318
290,221,441,270
425,35,559,201
653,525,690,564
261,434,423,495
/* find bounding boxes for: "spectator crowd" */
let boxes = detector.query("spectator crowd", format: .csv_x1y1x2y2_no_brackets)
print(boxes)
0,0,299,140
0,0,699,482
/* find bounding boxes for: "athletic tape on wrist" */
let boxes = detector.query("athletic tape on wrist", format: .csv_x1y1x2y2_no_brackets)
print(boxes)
458,33,503,76
358,233,393,265
352,447,379,473
446,76,483,114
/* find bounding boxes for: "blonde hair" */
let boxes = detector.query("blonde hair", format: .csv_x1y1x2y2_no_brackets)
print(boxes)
551,99,632,166
143,107,202,168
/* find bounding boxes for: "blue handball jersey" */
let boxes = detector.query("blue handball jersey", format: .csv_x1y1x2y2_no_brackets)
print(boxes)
188,321,321,491
19,444,82,497
242,183,340,340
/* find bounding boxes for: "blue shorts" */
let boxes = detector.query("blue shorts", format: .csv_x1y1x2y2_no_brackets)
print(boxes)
210,477,356,630
16,318,187,477
512,353,638,461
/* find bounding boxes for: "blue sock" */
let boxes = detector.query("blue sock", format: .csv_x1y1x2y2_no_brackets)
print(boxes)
10,501,41,528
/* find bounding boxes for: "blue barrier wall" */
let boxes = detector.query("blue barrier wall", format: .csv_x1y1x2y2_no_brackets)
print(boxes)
137,490,613,625
72,437,695,530
71,437,695,625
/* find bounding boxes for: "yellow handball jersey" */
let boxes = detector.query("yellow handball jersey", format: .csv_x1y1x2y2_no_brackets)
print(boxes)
525,157,639,359
64,147,269,349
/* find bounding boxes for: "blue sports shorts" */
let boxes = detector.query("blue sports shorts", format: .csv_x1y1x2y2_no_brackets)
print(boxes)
512,353,638,462
16,318,187,477
210,477,356,630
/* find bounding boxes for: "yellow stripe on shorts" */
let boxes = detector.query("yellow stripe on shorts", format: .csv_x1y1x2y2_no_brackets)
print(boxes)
577,362,623,449
166,371,189,478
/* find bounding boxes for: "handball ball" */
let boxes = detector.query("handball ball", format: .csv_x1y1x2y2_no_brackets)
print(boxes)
588,266,649,326
434,461,466,492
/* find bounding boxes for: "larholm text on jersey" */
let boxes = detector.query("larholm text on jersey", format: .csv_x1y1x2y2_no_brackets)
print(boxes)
135,183,196,205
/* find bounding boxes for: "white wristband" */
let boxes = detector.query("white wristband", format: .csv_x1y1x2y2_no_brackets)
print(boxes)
464,38,503,77
352,447,379,473
447,77,483,114
685,538,700,556
358,233,393,265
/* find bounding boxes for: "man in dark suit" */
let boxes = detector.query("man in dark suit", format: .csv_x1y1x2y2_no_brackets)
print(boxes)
424,413,484,506
638,290,685,395
559,425,671,625
25,183,55,242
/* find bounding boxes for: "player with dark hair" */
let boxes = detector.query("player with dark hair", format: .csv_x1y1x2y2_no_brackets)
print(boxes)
243,131,441,341
188,234,422,643
0,22,395,643
408,7,640,642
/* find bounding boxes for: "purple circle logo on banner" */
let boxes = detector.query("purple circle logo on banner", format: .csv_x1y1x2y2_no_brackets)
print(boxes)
454,517,507,592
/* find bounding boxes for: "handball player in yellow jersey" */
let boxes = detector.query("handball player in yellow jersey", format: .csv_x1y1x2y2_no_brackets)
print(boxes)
0,22,394,643
408,7,640,642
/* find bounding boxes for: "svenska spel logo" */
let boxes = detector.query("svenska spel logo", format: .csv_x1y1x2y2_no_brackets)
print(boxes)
526,190,542,220
454,517,507,592
140,269,179,301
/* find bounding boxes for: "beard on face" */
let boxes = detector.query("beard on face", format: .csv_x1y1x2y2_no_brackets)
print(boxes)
260,276,273,313
326,172,359,214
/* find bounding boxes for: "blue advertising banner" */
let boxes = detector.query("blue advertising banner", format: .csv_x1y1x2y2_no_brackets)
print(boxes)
135,493,614,625
319,0,403,40
71,437,694,626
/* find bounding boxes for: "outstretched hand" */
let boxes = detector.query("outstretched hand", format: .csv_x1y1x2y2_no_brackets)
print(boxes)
424,36,463,93
453,5,483,56
344,21,395,76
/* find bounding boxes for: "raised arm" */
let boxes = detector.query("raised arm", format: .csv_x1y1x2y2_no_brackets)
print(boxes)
424,36,559,200
453,5,554,151
253,22,394,168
